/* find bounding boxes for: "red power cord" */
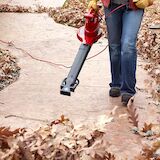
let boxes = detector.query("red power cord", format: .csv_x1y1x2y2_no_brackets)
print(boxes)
0,4,126,69
0,39,109,69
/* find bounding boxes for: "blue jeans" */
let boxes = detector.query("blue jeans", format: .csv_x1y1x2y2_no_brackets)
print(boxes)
104,4,144,95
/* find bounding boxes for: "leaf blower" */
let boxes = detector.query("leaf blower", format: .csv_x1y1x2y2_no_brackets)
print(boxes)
60,7,102,96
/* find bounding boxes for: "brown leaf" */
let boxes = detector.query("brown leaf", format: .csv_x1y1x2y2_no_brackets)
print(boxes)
141,144,154,159
127,98,139,127
34,151,43,160
0,137,10,150
50,115,69,125
152,124,160,135
136,140,160,160
152,140,160,152
105,152,116,160
142,123,153,133
83,139,110,159
0,127,22,138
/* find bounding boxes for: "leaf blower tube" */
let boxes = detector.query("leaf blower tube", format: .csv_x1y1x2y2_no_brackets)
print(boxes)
60,44,91,96
60,8,102,96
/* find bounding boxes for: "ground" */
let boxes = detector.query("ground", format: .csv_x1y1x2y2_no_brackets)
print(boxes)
0,0,159,159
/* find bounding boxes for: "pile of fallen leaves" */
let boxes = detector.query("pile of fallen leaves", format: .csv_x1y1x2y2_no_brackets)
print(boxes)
0,115,116,160
0,104,160,160
0,48,20,91
0,4,49,13
0,4,33,13
48,0,88,28
137,0,160,102
0,0,87,27
48,0,107,35
137,0,160,63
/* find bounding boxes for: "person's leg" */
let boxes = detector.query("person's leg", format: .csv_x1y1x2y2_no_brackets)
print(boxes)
104,4,124,96
121,9,144,103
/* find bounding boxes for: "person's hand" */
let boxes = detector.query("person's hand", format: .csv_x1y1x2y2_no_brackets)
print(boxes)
133,0,154,8
88,0,98,11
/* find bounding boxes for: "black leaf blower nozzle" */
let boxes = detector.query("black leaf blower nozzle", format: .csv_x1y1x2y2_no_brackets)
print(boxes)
60,44,91,96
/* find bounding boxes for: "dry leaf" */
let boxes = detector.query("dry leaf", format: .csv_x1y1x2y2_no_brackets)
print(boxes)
152,124,160,135
127,98,139,127
137,0,160,102
142,123,153,133
83,139,110,159
0,127,22,138
96,115,114,125
110,106,119,116
0,137,10,150
105,152,116,160
50,115,69,125
152,140,160,152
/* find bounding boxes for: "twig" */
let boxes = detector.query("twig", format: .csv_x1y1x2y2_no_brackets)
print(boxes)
5,114,48,123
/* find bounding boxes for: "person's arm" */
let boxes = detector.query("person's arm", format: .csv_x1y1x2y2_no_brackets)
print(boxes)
88,0,99,11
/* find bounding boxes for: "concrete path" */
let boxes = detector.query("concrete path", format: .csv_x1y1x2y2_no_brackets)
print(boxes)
0,12,113,128
0,9,159,159
0,11,158,129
